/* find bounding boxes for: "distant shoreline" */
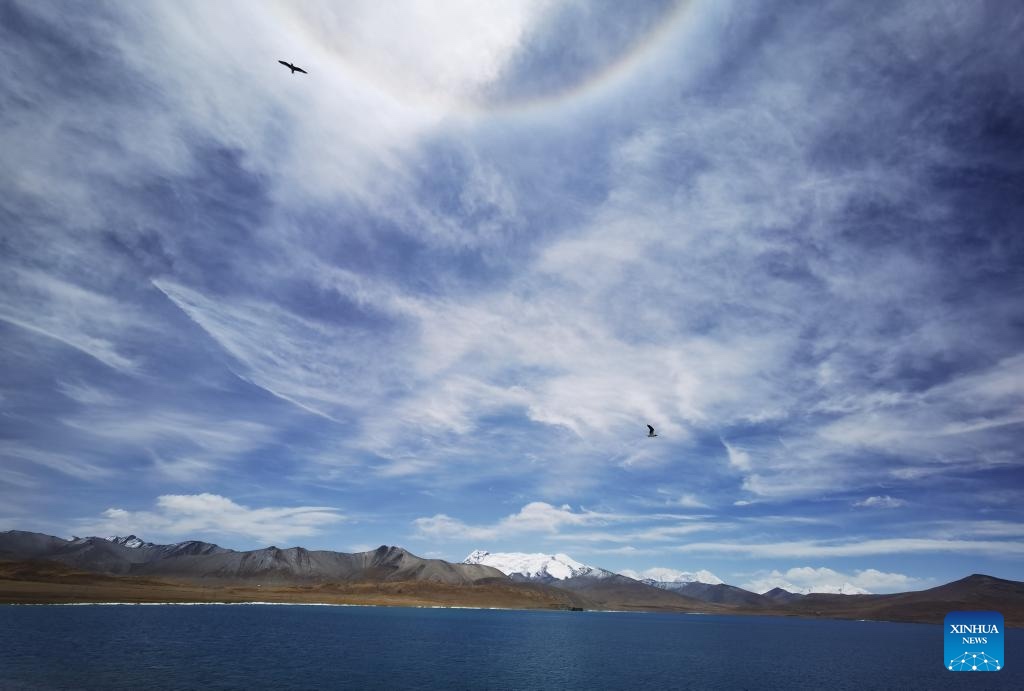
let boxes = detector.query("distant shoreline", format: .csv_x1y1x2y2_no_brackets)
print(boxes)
0,597,671,616
0,599,981,626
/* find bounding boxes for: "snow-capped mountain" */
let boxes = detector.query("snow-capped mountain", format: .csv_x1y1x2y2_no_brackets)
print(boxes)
623,568,723,585
463,550,614,581
105,535,152,549
463,550,726,609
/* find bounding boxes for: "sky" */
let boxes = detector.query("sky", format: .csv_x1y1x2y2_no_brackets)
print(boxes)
1,0,1022,595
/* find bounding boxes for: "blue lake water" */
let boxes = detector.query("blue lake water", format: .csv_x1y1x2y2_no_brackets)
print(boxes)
0,605,1021,690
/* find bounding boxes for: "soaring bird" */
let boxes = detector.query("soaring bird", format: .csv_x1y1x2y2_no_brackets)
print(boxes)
647,424,657,438
278,60,307,75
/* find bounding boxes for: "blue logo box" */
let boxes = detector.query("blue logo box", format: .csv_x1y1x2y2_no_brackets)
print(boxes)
945,611,1003,671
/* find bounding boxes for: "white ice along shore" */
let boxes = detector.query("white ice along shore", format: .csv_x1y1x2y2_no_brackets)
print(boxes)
463,550,610,580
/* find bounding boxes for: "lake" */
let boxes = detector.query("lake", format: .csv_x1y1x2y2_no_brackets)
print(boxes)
0,605,1020,689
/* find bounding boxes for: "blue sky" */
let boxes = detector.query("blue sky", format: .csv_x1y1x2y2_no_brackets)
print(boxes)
1,0,1022,594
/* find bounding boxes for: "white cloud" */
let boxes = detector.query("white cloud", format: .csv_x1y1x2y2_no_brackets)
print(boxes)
722,440,752,472
412,502,704,542
921,520,1024,539
1,444,112,481
79,493,344,545
737,515,831,526
412,514,497,542
56,381,120,407
414,502,608,541
501,502,603,532
854,495,906,509
666,492,709,509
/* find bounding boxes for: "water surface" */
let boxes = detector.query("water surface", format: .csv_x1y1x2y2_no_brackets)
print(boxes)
1,605,1021,690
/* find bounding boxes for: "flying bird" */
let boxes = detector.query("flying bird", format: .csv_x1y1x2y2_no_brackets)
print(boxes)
647,424,657,438
278,60,307,75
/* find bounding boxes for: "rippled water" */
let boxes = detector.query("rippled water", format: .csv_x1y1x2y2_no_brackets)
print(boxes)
0,604,1021,690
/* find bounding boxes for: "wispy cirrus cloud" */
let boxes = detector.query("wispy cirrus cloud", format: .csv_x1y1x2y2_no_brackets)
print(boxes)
50,380,282,483
152,279,386,423
1,0,1021,586
919,520,1024,540
0,270,152,372
854,495,906,509
0,444,113,482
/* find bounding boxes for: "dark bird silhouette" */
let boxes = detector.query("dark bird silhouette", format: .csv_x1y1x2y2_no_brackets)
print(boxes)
278,60,307,75
647,424,657,438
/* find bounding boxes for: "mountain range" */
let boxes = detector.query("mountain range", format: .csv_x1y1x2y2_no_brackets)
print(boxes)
0,531,501,585
2,530,1022,625
462,549,736,610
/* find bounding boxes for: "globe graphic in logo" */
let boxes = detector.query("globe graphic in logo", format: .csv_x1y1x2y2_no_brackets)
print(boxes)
948,652,1001,672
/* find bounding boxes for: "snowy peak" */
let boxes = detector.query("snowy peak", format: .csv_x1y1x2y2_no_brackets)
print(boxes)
672,570,722,585
105,535,151,549
463,550,603,580
464,549,492,566
624,567,723,585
